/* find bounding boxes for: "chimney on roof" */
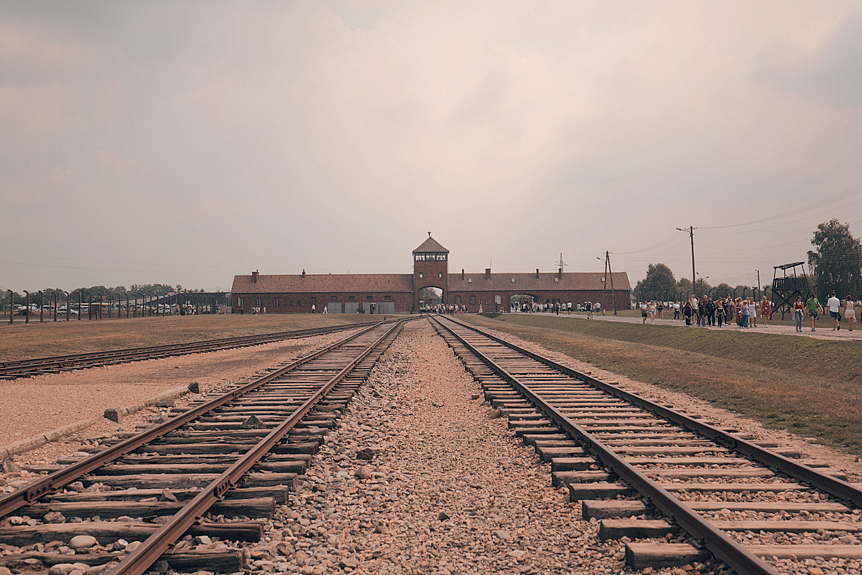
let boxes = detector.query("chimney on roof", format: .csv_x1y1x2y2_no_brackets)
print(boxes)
301,269,306,278
485,268,491,280
252,270,259,283
536,268,539,279
461,269,464,279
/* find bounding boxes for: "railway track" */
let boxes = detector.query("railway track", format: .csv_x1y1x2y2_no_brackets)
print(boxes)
0,322,373,380
432,315,862,574
0,319,409,575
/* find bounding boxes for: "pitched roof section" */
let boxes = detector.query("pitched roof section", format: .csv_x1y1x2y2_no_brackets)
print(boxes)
413,236,449,254
232,273,414,294
448,272,631,293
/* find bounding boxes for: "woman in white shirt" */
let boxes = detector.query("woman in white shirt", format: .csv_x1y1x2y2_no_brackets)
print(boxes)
843,295,855,331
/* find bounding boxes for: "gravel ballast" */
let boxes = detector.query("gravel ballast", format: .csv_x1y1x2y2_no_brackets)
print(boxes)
243,320,705,575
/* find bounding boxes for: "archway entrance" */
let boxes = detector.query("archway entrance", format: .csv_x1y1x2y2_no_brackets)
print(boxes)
510,293,535,312
418,286,443,312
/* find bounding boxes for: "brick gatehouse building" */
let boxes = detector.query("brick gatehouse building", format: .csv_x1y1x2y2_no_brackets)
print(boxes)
230,236,631,314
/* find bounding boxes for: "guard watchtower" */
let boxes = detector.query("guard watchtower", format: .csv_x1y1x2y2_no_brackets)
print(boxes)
771,262,810,319
412,234,449,312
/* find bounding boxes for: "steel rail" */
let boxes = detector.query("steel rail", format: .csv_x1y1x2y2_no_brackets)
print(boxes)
433,316,780,575
0,321,384,518
443,316,862,508
110,320,405,575
0,321,374,378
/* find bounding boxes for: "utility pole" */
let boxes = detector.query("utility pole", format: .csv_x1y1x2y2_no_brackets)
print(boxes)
604,251,617,315
756,270,761,300
677,226,697,297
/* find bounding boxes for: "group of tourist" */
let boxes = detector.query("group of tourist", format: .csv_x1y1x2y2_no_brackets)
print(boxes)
636,291,859,332
642,295,769,327
793,291,856,332
512,301,604,316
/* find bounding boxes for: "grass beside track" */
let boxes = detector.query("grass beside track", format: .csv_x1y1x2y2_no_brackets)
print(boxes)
0,314,381,363
462,314,862,455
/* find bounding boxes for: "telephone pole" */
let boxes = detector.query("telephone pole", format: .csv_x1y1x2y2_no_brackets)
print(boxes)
603,251,617,315
677,226,697,297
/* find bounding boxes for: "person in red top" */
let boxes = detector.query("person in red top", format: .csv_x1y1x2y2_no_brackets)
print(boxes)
760,297,771,326
793,296,805,332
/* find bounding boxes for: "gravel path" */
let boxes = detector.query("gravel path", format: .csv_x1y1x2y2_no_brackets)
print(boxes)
244,320,722,575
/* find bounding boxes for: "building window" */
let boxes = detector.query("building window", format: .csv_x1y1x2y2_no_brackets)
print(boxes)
419,273,423,278
414,254,426,261
468,278,472,283
310,297,316,306
238,297,245,307
256,297,262,306
470,296,476,305
511,277,515,283
366,295,372,300
331,296,338,301
495,295,501,304
273,297,280,306
384,295,391,301
438,272,443,278
436,254,447,261
554,277,559,282
455,296,461,304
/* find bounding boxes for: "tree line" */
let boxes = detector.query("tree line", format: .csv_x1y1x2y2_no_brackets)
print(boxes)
635,219,862,302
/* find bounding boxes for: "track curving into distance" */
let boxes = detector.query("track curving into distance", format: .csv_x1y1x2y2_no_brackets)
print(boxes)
0,322,374,381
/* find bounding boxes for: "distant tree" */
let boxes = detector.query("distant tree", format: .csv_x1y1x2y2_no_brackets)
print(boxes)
714,283,734,299
807,219,862,301
695,277,712,296
677,278,694,298
634,263,677,301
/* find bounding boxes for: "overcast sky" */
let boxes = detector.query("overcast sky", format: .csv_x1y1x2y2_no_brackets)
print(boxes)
3,1,862,294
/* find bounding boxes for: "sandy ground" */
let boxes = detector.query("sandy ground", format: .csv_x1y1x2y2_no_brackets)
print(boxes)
0,333,345,464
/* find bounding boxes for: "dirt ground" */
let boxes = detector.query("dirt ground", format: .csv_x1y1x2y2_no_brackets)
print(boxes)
0,333,345,464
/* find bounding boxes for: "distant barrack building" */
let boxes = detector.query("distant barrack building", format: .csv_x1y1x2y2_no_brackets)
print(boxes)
230,236,631,314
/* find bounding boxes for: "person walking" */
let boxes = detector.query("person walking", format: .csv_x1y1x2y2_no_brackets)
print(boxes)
760,297,771,326
843,295,855,331
748,297,757,328
827,291,842,330
648,300,657,323
715,299,725,327
806,293,823,331
689,294,699,326
706,296,716,327
741,298,750,328
793,296,805,332
673,300,680,320
683,300,693,326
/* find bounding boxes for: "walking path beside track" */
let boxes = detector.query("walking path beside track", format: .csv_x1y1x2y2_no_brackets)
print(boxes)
526,310,862,341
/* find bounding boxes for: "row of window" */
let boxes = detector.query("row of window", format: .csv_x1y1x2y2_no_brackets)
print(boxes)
237,295,391,307
417,272,444,279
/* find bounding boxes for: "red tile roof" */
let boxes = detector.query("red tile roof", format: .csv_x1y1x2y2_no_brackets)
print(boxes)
448,272,630,292
413,236,449,253
232,273,414,294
